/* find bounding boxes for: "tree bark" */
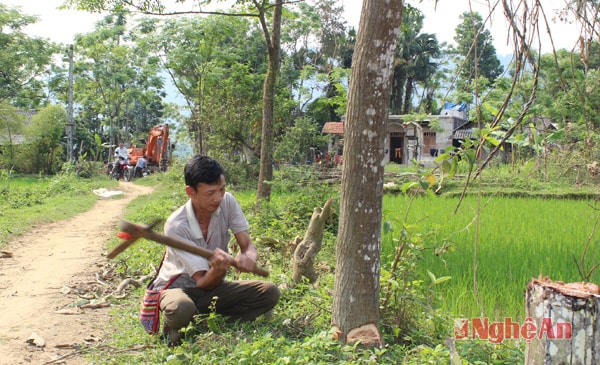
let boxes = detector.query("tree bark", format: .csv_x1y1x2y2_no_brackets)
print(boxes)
525,277,600,365
331,0,403,348
292,198,334,283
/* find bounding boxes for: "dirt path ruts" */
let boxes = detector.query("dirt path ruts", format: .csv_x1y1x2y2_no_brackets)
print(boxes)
0,181,153,365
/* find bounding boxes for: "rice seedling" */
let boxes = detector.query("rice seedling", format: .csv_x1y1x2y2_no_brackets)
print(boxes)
382,194,600,320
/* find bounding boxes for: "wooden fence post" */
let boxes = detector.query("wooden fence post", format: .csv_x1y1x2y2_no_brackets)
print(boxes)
525,278,600,364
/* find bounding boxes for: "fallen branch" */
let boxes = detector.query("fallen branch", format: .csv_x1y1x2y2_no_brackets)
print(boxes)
43,350,81,365
95,273,110,287
115,277,143,294
80,301,111,309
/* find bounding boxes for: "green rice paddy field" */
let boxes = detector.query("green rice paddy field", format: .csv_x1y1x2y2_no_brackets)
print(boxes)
382,194,600,321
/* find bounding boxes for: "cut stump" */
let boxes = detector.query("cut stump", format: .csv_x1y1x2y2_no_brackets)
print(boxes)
525,277,600,365
292,198,334,283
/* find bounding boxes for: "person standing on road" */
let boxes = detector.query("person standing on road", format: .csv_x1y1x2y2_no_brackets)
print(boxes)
150,155,280,346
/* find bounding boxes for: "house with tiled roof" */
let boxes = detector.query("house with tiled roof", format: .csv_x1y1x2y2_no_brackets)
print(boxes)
322,122,344,135
321,122,345,165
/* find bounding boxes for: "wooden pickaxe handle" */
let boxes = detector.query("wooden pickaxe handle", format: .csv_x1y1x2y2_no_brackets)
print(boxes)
117,220,270,278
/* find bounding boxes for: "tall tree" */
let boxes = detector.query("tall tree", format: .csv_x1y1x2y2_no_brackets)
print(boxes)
312,0,349,122
66,0,284,202
0,4,57,108
255,0,283,201
390,5,440,114
402,33,440,114
331,0,403,347
454,12,503,93
281,1,353,125
143,15,262,156
390,5,421,114
68,13,165,158
282,1,327,115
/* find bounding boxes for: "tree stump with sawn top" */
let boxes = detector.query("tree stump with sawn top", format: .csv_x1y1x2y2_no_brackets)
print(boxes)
525,277,600,364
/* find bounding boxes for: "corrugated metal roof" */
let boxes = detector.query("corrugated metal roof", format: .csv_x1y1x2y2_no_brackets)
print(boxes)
453,129,473,139
0,109,35,145
0,135,25,145
322,122,344,135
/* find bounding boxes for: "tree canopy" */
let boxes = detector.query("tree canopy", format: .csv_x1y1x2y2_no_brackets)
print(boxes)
0,4,57,108
0,0,599,192
453,12,503,95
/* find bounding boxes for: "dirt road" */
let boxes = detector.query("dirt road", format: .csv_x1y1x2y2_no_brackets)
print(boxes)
0,182,153,365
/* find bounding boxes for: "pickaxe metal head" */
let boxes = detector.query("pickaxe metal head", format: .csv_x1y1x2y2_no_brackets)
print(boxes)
107,219,161,259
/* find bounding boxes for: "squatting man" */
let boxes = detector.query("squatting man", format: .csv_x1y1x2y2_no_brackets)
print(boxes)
149,155,280,345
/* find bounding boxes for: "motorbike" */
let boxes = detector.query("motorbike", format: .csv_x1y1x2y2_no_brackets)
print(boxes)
107,157,133,181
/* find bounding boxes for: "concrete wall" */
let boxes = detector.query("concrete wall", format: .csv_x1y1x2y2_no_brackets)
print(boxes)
384,114,466,165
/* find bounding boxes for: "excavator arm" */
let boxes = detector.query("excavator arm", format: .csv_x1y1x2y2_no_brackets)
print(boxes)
127,123,172,172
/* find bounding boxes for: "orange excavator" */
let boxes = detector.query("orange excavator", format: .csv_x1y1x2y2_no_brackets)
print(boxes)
128,123,174,173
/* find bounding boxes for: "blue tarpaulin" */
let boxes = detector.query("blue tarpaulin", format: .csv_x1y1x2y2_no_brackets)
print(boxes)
443,102,467,111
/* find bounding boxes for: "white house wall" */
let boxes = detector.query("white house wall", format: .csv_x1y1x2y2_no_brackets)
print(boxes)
385,114,464,165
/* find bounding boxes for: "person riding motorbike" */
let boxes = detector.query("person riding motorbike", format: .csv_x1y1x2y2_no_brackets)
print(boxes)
111,141,130,176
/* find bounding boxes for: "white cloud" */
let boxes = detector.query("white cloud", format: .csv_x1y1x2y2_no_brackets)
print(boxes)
3,0,103,44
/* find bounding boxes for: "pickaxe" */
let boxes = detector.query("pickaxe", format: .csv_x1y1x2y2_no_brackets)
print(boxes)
108,220,270,278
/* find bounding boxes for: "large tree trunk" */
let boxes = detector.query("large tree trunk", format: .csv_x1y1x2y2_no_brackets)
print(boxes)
525,277,600,364
331,0,403,348
256,0,282,202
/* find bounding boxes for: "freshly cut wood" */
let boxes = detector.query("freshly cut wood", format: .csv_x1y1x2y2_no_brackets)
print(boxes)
525,277,600,364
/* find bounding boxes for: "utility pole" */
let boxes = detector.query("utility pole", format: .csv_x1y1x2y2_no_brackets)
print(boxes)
67,44,75,162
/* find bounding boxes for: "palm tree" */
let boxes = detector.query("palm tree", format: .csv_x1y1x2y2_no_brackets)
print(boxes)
402,33,440,114
390,5,441,115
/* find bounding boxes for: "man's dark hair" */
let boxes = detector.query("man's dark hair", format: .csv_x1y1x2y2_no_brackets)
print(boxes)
184,155,225,188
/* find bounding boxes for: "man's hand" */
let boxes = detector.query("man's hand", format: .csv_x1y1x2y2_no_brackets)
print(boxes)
192,249,233,290
234,252,257,273
232,231,258,273
209,248,234,273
